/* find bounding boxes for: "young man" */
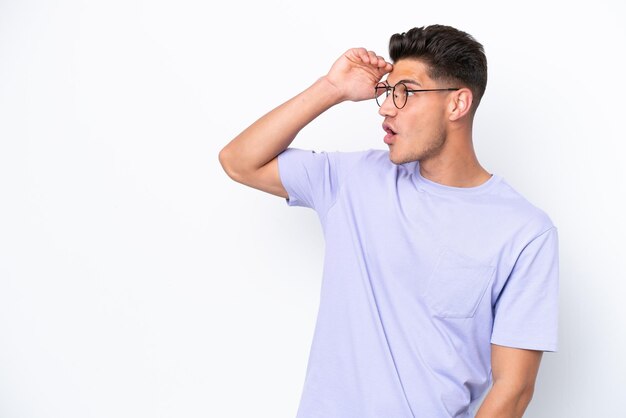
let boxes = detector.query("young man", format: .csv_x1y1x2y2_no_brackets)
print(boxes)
219,24,559,418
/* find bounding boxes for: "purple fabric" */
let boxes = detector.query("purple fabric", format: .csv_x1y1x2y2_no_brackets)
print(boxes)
277,147,559,418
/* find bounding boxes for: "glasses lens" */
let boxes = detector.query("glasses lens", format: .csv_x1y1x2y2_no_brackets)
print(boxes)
374,83,388,107
393,83,408,109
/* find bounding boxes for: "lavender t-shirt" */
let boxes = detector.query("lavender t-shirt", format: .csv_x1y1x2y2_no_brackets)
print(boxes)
277,147,559,418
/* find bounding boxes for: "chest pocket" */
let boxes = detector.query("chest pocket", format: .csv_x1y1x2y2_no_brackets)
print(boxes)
424,246,496,318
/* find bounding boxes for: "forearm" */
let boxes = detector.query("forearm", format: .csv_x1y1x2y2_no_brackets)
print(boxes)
219,76,343,175
474,381,534,418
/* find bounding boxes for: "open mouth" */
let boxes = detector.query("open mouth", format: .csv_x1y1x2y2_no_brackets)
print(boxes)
383,124,397,144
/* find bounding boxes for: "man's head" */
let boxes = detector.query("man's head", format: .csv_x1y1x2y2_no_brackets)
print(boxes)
389,25,487,115
378,25,487,165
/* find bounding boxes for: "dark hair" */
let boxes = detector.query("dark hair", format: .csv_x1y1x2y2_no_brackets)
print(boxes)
389,25,487,113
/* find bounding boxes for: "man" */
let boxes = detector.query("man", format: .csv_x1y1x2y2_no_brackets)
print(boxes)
219,24,559,418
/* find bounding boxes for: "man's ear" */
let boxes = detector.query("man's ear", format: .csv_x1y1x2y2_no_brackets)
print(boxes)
448,88,473,121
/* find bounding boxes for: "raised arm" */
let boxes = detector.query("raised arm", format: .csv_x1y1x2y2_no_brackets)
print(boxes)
218,48,392,198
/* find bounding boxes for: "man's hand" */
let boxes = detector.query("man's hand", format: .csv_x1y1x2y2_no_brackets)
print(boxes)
324,48,393,103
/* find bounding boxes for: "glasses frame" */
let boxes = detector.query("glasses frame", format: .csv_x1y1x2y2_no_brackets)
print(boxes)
374,82,460,109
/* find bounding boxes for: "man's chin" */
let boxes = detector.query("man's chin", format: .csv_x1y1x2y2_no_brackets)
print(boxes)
388,148,420,166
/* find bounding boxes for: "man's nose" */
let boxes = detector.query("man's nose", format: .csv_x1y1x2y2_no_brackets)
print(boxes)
378,94,397,117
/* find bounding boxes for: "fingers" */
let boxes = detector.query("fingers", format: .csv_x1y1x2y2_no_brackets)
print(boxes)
376,55,393,73
351,47,392,69
353,47,370,63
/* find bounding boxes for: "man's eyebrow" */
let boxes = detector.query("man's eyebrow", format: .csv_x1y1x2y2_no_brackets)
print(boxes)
384,78,422,87
398,78,422,87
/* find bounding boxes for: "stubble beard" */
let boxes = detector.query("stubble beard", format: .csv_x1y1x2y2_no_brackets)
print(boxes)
393,128,447,165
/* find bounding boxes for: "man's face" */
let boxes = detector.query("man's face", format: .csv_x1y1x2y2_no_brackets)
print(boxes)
378,58,455,165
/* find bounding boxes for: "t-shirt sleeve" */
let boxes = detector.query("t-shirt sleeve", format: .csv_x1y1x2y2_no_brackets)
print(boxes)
276,147,362,216
490,226,560,352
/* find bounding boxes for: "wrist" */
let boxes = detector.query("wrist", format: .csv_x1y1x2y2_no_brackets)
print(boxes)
313,75,346,104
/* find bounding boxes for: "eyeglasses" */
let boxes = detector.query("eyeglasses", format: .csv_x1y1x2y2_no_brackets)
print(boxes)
374,82,460,109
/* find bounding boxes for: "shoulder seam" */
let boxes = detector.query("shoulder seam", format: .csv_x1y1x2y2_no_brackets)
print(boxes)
517,225,557,259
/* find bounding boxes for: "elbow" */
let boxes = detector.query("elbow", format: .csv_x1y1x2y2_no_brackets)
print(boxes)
506,381,536,418
514,385,535,418
521,383,535,405
487,378,536,418
218,147,229,169
218,148,247,183
218,148,236,178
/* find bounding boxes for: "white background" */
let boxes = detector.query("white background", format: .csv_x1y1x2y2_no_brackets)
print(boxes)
1,0,625,417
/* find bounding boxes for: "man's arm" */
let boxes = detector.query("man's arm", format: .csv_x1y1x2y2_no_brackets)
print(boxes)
218,76,341,179
474,344,543,418
218,49,392,197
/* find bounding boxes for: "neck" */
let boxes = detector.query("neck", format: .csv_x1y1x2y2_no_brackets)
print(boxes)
418,128,491,188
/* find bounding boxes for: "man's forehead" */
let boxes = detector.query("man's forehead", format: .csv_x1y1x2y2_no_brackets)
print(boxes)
384,59,430,86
